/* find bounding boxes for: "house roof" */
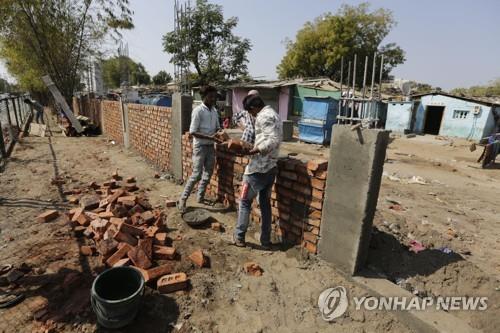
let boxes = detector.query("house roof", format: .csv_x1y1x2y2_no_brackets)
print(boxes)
411,91,500,107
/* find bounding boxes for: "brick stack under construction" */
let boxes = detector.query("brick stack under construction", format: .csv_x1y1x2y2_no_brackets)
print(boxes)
128,104,172,171
182,133,327,253
101,100,123,145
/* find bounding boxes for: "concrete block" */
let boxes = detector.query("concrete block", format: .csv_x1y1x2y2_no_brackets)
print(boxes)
319,125,389,275
171,93,193,182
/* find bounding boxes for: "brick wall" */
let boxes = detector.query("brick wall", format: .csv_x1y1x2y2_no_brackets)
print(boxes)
128,104,172,171
101,100,123,145
182,133,327,253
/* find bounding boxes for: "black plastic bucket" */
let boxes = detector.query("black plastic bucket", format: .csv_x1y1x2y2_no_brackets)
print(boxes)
91,267,145,329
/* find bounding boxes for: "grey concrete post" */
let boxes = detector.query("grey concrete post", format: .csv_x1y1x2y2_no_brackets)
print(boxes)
319,125,390,275
120,100,130,149
171,93,193,181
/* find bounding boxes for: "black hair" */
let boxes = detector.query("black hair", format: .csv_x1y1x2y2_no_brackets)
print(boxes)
245,95,265,110
200,85,217,98
24,98,32,104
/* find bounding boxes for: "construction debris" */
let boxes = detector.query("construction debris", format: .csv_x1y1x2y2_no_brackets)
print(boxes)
59,173,195,293
243,262,263,277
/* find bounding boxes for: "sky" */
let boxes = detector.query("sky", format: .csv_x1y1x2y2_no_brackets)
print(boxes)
2,0,500,90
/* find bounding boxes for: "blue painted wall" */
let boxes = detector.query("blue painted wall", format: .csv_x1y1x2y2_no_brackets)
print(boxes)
386,101,414,132
414,94,495,140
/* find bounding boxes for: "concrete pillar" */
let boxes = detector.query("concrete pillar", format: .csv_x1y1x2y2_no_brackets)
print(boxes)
319,125,390,275
171,93,193,181
119,98,130,149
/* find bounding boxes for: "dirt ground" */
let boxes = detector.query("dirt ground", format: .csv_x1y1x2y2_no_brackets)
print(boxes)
0,120,412,333
0,120,498,333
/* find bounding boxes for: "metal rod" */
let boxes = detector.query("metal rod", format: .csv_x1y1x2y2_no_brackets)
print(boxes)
4,100,14,142
378,54,384,99
0,108,5,158
345,61,351,123
339,57,344,122
11,98,19,129
361,55,368,119
370,52,377,99
351,54,357,122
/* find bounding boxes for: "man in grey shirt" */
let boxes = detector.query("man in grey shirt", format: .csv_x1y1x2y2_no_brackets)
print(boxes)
178,86,221,212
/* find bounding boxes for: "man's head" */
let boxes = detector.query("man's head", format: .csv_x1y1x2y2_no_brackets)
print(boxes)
244,95,265,116
200,85,218,108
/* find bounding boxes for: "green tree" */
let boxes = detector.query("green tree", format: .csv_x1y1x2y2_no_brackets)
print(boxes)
152,70,172,86
162,0,251,85
0,0,133,101
102,56,151,88
450,78,500,97
277,3,406,85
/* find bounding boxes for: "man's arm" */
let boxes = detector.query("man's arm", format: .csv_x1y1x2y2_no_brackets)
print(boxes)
189,107,201,134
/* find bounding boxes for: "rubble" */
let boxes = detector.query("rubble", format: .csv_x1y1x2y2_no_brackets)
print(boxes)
59,172,201,294
243,262,263,277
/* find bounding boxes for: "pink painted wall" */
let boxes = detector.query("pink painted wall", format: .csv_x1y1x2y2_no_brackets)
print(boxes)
279,87,290,120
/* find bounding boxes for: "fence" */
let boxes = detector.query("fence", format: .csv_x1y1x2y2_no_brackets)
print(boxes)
0,94,32,165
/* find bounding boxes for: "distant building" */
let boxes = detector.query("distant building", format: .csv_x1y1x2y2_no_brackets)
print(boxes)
386,92,500,140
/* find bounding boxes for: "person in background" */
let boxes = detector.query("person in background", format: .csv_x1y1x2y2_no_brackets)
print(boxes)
178,85,224,212
233,90,259,144
23,99,45,125
233,94,282,250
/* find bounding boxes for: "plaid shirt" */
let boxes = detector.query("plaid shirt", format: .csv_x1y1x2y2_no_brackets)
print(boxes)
245,106,282,175
233,110,255,144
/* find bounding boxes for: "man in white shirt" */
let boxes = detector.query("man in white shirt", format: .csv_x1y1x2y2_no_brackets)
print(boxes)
178,86,221,212
233,95,282,249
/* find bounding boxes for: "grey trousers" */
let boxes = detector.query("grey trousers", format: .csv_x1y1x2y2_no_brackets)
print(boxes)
180,144,215,201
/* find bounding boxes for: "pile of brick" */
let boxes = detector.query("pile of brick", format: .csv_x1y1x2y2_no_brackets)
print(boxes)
182,133,328,254
60,172,200,293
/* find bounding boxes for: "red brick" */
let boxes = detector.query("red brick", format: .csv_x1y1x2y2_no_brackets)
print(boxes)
303,241,317,254
80,194,100,210
308,218,321,227
310,199,323,210
138,238,153,260
243,262,263,276
36,210,59,223
112,258,130,267
98,211,114,218
311,178,326,190
303,232,317,243
306,159,328,172
117,195,137,204
141,211,155,224
106,243,132,266
113,230,138,246
98,238,119,258
127,247,152,269
316,170,328,180
312,188,323,200
157,273,188,294
154,233,167,245
280,170,298,181
153,245,176,260
120,223,145,238
110,217,124,226
188,249,207,267
146,263,175,281
80,246,96,256
165,200,177,208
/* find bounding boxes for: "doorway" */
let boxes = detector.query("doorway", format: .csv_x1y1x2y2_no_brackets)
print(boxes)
423,106,444,135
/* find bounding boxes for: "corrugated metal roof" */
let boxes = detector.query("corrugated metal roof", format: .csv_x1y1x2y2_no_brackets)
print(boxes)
411,91,500,107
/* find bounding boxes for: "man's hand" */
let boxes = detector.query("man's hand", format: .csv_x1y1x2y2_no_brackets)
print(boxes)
247,147,260,155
